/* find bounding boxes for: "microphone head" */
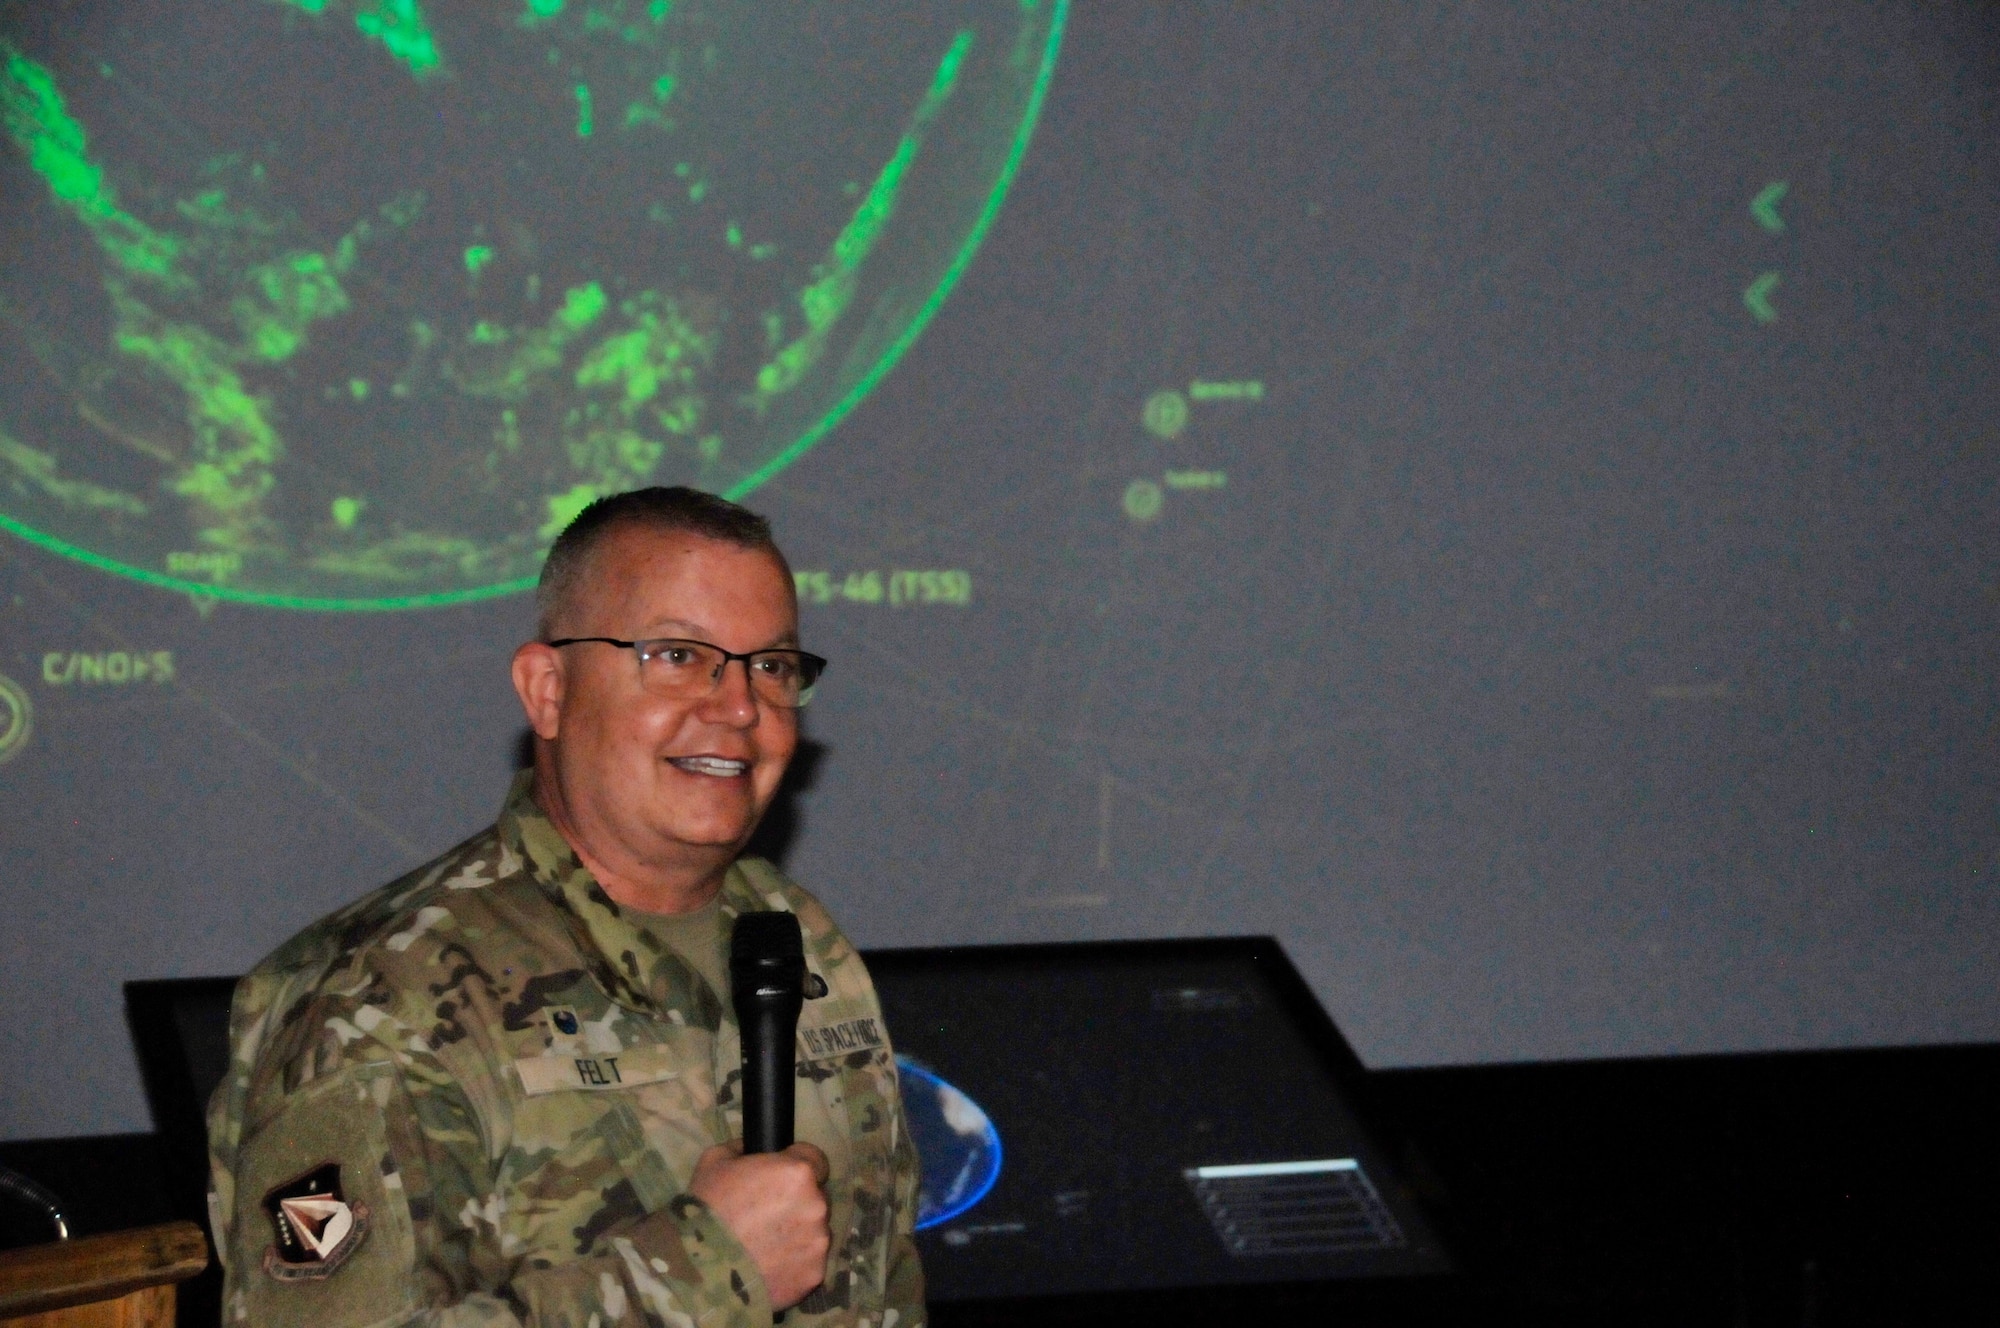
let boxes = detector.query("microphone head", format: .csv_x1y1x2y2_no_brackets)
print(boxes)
730,910,805,964
730,911,806,1007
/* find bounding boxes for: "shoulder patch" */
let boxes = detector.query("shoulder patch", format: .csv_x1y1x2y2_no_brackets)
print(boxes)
262,1163,370,1280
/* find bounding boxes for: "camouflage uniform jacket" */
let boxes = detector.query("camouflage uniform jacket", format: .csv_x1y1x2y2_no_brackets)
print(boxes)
207,774,924,1328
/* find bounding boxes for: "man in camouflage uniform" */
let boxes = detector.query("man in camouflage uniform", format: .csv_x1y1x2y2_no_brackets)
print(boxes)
207,488,923,1328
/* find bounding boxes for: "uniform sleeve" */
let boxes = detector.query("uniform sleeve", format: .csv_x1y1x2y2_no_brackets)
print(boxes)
769,873,929,1327
209,991,773,1328
881,1075,928,1328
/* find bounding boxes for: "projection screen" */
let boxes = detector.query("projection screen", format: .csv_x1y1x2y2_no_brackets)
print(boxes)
2,0,1996,1138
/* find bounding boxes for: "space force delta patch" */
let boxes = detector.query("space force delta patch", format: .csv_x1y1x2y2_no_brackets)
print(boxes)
261,1163,369,1280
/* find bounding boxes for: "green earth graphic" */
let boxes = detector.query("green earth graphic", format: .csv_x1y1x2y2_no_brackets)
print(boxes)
0,0,1063,607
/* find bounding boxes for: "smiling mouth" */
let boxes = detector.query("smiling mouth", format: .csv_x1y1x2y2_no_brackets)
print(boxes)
669,756,750,778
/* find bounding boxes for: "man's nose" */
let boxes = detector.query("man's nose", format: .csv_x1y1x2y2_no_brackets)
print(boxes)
700,656,760,721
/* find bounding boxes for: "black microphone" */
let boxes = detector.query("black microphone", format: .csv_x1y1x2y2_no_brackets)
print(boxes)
730,911,806,1154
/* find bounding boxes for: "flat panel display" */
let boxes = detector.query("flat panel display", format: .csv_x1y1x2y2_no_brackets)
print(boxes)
870,939,1451,1300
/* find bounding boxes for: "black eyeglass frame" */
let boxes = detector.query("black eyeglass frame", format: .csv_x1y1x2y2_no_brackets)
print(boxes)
546,636,828,707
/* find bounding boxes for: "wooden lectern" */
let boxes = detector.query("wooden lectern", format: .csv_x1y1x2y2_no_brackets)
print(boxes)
0,1223,208,1328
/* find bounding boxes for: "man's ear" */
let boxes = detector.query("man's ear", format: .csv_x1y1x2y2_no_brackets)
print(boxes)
511,642,565,740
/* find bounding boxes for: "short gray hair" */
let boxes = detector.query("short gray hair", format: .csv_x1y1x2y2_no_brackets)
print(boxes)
536,487,784,639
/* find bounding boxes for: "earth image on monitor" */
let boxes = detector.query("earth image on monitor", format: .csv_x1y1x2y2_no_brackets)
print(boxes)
897,1056,1002,1231
0,0,1064,607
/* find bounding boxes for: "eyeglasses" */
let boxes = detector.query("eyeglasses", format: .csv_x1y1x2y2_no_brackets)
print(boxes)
547,636,827,708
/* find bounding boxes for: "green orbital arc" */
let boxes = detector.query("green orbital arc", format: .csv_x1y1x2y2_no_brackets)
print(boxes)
719,3,1069,509
0,1,1069,613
